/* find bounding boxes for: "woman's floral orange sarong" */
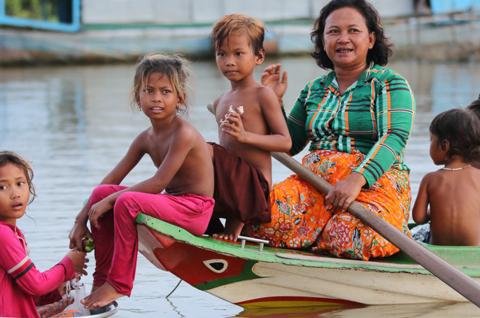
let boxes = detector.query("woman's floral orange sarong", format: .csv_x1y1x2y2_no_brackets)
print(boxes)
245,150,411,261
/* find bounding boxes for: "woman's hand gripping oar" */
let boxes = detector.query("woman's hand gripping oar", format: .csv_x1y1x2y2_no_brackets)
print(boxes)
272,152,480,307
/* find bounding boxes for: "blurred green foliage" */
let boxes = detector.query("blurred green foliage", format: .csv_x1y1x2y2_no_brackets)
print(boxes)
5,0,60,22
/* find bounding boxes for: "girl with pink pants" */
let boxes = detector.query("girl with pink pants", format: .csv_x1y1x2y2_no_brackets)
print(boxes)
88,184,213,296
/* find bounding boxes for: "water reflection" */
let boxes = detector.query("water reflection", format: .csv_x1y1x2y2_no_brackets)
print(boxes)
1,57,480,317
165,297,186,318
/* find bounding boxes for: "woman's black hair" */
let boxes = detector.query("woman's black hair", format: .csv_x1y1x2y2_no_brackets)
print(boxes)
429,108,480,163
311,0,393,69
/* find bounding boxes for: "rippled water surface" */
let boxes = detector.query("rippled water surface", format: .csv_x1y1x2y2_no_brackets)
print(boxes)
1,57,480,317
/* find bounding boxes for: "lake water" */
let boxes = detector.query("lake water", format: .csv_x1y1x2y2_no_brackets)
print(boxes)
1,56,480,317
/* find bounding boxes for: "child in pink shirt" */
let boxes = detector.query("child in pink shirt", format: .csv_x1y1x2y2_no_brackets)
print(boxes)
0,151,87,318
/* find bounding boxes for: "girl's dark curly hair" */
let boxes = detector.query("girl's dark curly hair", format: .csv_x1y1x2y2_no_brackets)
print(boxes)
311,0,393,69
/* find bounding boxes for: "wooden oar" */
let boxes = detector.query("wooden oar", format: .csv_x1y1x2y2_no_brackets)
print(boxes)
272,152,480,307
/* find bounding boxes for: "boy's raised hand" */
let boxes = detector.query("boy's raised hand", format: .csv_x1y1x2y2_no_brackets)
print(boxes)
261,64,288,101
66,250,88,276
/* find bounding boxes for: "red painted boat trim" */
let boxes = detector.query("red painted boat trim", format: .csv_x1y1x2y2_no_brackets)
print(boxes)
147,227,260,289
237,296,362,307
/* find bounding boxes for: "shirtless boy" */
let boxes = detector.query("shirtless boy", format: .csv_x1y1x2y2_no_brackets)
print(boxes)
209,14,291,240
412,108,480,245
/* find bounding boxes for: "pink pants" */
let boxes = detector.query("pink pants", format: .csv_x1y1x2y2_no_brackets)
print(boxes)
88,184,214,296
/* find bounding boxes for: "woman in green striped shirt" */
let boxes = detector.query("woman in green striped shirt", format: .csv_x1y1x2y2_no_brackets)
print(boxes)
245,0,415,260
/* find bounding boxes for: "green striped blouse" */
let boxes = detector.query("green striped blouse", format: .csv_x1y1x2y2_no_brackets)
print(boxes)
287,64,416,187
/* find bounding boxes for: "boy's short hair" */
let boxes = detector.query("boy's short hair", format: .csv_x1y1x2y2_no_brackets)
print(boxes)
430,108,480,163
211,14,265,55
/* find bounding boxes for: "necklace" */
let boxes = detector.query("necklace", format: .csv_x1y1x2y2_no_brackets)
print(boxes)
441,164,470,171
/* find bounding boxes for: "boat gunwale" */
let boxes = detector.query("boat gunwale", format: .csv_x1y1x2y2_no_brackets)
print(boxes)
136,213,480,277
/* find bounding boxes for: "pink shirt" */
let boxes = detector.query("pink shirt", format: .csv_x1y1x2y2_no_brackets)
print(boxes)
0,221,74,318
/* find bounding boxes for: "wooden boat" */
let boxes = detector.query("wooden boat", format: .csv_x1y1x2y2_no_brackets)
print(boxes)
136,213,480,309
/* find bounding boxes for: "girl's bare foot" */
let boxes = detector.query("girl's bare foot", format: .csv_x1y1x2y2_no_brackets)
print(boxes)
81,282,123,309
